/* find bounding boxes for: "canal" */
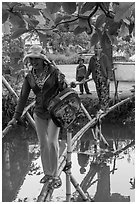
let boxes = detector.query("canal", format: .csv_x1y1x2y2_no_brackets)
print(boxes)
2,122,135,202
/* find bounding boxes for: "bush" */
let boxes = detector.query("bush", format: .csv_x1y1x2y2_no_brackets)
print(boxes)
46,53,90,65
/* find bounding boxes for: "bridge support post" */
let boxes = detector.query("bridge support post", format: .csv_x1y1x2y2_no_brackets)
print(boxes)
66,128,72,202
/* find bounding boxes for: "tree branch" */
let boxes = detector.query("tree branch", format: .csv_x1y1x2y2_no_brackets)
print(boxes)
99,3,114,19
87,4,99,33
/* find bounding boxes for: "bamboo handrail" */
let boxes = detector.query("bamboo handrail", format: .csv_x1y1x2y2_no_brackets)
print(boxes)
68,77,92,87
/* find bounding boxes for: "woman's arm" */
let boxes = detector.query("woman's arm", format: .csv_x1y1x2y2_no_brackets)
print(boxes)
13,77,31,120
85,57,94,79
105,54,112,80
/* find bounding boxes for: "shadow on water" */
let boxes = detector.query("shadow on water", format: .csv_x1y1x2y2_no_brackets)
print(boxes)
2,123,135,202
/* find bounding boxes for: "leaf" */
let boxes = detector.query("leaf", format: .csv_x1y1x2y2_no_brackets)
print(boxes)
2,21,11,34
37,32,48,46
78,18,89,28
119,22,129,37
101,32,111,49
46,2,61,14
114,2,135,22
11,28,28,39
102,2,110,10
55,14,71,24
108,21,121,36
9,2,22,9
2,2,10,9
108,34,118,45
54,15,63,24
41,8,55,28
95,14,106,28
9,12,26,28
73,26,86,35
23,16,35,28
14,6,40,15
30,19,39,27
2,9,9,24
90,32,99,47
96,28,102,41
80,2,96,14
62,2,76,14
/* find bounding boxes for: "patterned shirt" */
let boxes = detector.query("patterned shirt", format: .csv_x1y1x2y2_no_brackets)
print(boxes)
32,65,49,89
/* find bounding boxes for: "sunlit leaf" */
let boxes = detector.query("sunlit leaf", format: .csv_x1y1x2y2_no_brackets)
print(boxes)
80,2,96,14
41,8,55,28
34,2,46,9
2,21,11,34
62,2,76,14
114,2,135,22
2,10,9,24
119,22,129,37
11,28,28,39
46,2,61,14
90,32,99,46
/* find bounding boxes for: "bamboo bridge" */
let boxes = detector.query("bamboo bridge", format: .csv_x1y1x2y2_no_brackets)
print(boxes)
2,75,135,202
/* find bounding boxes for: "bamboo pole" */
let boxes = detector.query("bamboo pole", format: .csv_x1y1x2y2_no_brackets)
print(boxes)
22,100,35,116
2,76,36,138
66,129,72,202
102,96,134,118
2,76,18,102
70,175,89,201
81,103,109,146
68,77,92,87
113,140,135,156
2,125,13,138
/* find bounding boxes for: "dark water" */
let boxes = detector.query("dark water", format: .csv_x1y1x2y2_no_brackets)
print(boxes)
2,123,135,202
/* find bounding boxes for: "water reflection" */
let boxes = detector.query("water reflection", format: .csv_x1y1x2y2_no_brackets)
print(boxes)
77,140,90,174
2,123,135,202
2,126,38,202
74,123,135,202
